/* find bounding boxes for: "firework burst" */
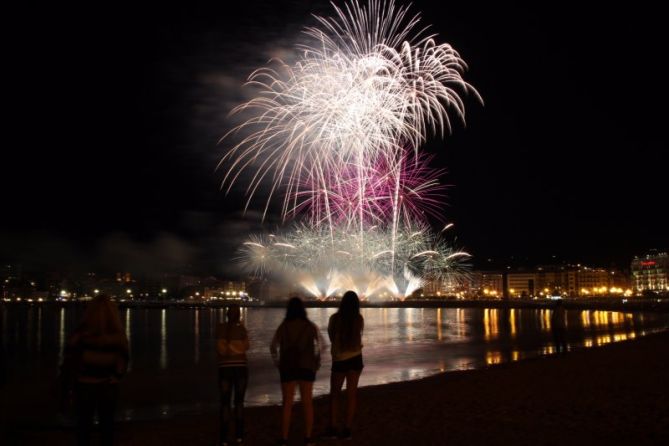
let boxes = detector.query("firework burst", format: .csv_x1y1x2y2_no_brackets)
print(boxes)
221,0,479,224
222,0,480,298
237,222,470,299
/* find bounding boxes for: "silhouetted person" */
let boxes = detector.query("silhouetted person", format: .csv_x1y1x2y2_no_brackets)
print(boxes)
270,297,324,446
61,295,129,446
551,299,568,354
216,304,250,446
323,290,364,440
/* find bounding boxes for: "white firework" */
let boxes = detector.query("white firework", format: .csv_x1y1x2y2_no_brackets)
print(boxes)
221,0,480,226
237,222,471,299
224,1,480,298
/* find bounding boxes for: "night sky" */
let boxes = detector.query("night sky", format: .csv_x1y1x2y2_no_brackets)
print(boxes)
3,0,667,275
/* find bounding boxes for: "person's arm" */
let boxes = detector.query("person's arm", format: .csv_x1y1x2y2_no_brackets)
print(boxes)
314,323,326,368
270,325,281,367
360,315,364,348
327,314,335,343
317,325,326,355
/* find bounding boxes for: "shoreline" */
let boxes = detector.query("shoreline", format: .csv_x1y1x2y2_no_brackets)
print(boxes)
6,297,669,313
8,330,669,445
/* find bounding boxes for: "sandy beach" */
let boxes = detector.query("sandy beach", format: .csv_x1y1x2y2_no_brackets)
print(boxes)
8,330,669,446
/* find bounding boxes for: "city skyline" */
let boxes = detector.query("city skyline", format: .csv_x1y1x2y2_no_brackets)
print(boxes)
4,250,667,302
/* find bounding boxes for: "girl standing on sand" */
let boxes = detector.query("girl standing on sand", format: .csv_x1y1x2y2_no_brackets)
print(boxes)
324,290,364,440
270,297,324,446
216,304,250,445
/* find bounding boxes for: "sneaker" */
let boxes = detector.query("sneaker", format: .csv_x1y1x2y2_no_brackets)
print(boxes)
338,428,352,440
321,427,339,440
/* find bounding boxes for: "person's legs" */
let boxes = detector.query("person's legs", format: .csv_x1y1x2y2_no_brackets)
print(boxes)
280,381,296,441
219,368,234,444
329,371,346,429
75,382,96,446
298,380,314,439
97,383,118,446
232,367,248,441
344,371,361,430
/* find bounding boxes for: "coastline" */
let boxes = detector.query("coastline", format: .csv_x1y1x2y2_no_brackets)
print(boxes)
9,330,669,445
7,297,669,313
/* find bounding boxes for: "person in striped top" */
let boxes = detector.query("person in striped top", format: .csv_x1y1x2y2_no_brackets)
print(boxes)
62,295,129,446
216,304,250,445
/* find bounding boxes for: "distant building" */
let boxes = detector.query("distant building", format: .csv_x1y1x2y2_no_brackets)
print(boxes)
608,269,631,290
577,268,611,296
204,281,247,300
481,272,504,297
506,264,631,298
246,278,296,301
465,271,504,298
506,272,537,298
535,265,571,296
631,251,668,293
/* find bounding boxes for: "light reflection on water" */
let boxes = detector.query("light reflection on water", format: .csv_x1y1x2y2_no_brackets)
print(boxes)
58,307,65,362
160,308,167,370
125,309,133,372
2,305,668,424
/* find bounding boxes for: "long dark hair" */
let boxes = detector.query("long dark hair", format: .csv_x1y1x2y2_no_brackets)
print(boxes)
226,304,241,324
335,290,361,349
285,296,307,321
224,304,242,341
79,295,124,337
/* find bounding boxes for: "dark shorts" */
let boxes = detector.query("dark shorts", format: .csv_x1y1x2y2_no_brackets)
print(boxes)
280,368,316,383
331,354,364,373
218,365,248,382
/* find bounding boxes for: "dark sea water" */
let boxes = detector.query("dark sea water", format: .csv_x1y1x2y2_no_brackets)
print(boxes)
2,305,668,426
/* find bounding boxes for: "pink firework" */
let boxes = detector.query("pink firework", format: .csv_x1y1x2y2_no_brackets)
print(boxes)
290,149,447,229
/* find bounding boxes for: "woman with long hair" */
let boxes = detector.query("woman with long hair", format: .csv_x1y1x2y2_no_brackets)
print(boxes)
216,304,250,445
324,290,364,440
270,297,324,446
62,295,129,446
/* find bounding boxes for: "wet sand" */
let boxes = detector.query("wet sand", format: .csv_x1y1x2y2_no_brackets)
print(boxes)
9,331,669,445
